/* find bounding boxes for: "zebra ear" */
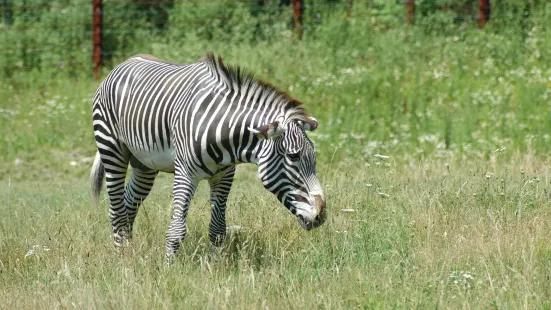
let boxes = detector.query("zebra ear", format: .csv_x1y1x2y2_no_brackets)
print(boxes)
249,121,285,140
299,117,318,131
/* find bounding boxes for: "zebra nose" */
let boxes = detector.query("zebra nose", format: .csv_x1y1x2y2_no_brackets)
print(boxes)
314,195,325,214
313,195,326,226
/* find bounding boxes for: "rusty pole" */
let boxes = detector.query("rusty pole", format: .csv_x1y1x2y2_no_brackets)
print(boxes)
93,0,102,80
478,0,490,28
347,0,353,19
292,0,303,40
405,0,415,25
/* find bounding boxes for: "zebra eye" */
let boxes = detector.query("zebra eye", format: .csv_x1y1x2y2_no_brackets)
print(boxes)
287,152,300,162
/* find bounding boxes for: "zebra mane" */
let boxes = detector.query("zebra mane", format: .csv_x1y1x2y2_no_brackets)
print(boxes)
201,52,309,122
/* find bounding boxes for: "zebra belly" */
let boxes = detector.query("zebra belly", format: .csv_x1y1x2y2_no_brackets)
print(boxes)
129,147,175,173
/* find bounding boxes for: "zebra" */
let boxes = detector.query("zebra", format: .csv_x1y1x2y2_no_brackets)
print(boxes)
90,53,326,262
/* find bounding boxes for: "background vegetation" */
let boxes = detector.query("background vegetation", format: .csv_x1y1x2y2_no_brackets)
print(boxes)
1,0,551,308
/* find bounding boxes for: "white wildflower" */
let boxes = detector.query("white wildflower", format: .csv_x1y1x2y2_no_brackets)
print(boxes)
374,154,390,160
463,273,474,280
340,208,356,213
25,245,50,258
377,191,390,198
226,225,246,231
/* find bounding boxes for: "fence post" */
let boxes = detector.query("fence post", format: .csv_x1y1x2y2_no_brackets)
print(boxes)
292,0,303,39
93,0,103,80
405,0,415,25
347,0,353,18
478,0,490,28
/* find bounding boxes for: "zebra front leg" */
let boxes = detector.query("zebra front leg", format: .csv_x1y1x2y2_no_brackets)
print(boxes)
124,166,158,240
208,166,235,248
165,171,198,263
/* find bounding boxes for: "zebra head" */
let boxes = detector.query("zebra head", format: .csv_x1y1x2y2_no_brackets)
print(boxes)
251,116,326,230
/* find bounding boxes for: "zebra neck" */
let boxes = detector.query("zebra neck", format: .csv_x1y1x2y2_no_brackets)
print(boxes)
247,138,265,166
227,118,271,166
201,107,274,167
225,113,283,166
202,83,290,167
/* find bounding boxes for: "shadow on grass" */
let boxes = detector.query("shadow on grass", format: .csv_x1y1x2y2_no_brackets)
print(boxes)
176,230,273,272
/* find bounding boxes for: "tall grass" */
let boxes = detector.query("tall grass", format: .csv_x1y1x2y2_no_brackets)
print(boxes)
1,160,551,308
1,1,551,307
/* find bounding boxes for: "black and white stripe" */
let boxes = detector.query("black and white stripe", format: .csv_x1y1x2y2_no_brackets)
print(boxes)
90,53,326,262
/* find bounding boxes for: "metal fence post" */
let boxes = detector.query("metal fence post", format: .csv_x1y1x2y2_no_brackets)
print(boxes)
93,0,102,80
479,0,490,28
292,0,303,40
405,0,415,25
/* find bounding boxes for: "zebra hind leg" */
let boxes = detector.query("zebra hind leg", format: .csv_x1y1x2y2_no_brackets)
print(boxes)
208,166,236,249
98,148,131,249
124,162,158,241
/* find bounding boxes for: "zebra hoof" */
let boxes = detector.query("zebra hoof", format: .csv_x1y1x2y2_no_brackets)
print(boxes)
165,253,175,265
113,230,132,249
210,244,224,261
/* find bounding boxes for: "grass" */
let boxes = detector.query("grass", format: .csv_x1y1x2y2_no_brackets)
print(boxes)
1,158,551,308
1,1,551,308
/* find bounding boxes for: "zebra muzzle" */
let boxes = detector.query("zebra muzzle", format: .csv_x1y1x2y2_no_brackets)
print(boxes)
314,195,326,220
294,194,326,230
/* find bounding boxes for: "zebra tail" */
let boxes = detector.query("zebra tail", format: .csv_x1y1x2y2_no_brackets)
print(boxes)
90,151,105,206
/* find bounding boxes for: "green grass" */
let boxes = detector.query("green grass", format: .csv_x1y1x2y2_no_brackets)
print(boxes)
2,1,551,308
1,159,551,308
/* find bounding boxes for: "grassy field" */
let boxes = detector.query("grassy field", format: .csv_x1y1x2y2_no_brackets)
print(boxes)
2,1,551,308
1,158,551,308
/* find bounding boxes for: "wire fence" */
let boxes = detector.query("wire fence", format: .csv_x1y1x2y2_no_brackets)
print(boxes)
1,0,549,80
